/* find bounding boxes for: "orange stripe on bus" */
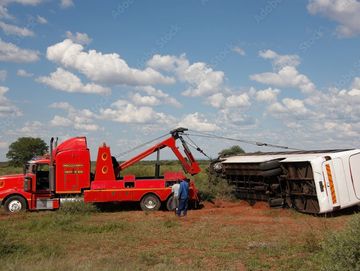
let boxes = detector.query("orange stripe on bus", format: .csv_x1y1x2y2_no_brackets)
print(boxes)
325,164,337,204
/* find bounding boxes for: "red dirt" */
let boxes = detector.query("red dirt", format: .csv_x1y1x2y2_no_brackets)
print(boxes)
174,200,351,232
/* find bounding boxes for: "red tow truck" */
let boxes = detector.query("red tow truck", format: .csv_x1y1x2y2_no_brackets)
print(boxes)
0,128,201,213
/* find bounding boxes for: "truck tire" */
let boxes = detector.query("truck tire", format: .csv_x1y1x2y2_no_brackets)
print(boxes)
166,195,175,211
259,160,281,171
4,196,27,213
260,167,282,178
140,194,161,211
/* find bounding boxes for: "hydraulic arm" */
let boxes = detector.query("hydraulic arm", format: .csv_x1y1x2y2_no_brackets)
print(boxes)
119,128,201,176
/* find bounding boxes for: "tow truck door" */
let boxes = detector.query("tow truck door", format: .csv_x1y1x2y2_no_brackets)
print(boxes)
35,164,50,193
33,163,59,210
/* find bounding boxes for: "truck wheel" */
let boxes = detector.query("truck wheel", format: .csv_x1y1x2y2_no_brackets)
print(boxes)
259,160,281,171
261,167,282,178
166,195,175,211
4,196,27,213
140,194,161,211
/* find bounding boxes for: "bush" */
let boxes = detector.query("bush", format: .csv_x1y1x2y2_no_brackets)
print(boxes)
59,200,98,214
318,213,360,271
218,145,245,157
195,169,235,201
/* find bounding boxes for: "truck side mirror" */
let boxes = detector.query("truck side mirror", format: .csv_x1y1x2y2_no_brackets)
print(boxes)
24,176,32,192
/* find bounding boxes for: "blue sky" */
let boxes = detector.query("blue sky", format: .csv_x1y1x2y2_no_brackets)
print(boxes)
1,0,360,161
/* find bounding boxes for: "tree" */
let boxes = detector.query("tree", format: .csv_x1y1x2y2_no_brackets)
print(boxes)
6,137,48,166
218,145,245,157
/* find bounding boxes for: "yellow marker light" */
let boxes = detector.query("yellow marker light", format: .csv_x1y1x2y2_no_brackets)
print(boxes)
0,181,4,188
325,164,337,204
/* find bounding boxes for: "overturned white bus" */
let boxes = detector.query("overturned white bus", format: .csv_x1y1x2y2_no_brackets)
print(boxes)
211,149,360,214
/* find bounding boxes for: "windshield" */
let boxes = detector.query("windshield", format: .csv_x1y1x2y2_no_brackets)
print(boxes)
24,163,36,174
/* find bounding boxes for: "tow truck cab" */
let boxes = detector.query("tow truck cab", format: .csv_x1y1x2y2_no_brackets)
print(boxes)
0,159,56,212
1,137,91,212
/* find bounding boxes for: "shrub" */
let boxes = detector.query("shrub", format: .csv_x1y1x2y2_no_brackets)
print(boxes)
195,169,235,201
318,213,360,271
59,200,98,214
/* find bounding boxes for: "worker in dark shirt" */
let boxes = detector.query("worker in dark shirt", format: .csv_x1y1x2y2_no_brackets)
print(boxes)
177,179,189,216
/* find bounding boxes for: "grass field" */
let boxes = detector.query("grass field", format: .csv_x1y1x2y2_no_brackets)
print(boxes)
0,161,359,270
0,200,358,271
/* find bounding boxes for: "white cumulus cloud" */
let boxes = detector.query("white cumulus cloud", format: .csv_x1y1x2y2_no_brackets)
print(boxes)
232,46,246,56
0,85,21,117
251,50,315,93
36,15,47,24
251,65,315,93
60,0,73,8
268,98,310,117
0,39,39,62
0,21,34,36
225,93,251,108
100,99,175,125
65,31,91,45
37,67,111,95
255,87,280,102
47,39,175,86
178,112,219,132
49,102,100,131
17,69,33,77
147,54,224,97
0,6,13,19
131,93,160,107
1,0,44,5
259,49,300,69
135,86,181,108
307,0,360,37
207,90,252,109
207,93,225,108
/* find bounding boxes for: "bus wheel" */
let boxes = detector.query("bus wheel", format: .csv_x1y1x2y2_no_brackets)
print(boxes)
140,194,161,211
4,196,27,213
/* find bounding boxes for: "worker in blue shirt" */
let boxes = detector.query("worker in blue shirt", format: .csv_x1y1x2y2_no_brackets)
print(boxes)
177,179,189,216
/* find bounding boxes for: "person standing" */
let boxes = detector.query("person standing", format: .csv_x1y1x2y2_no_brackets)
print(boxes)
171,182,180,213
177,179,189,217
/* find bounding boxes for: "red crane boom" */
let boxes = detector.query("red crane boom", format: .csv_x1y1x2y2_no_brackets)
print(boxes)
119,128,201,176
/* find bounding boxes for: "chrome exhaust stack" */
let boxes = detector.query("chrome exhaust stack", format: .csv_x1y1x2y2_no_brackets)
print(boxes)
49,137,55,193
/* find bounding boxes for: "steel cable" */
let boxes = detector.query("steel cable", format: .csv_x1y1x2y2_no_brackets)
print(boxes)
114,133,169,158
185,130,303,151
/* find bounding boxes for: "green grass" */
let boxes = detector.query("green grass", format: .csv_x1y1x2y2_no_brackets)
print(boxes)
0,162,23,175
314,213,360,271
0,203,353,271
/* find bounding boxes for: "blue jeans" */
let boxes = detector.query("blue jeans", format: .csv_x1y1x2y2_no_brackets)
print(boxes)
177,198,188,216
